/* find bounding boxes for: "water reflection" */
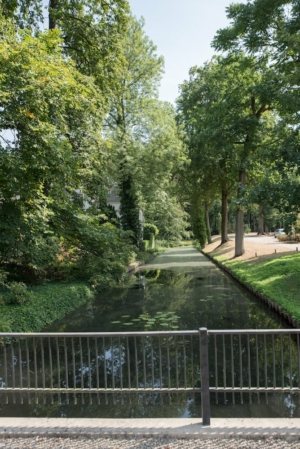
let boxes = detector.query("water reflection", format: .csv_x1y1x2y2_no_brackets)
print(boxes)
0,248,295,418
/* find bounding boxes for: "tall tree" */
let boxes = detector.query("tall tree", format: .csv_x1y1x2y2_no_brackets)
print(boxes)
1,0,130,105
105,16,184,243
0,21,107,268
177,55,275,255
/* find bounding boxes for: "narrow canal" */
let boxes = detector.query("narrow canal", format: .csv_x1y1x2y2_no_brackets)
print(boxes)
0,247,297,418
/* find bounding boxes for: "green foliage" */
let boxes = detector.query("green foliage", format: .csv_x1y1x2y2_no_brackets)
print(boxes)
216,253,300,323
190,196,207,248
149,233,155,249
0,23,107,271
144,192,190,242
0,315,12,333
177,54,276,255
140,240,150,251
0,282,93,333
143,223,159,239
1,0,130,104
244,224,251,234
119,174,142,244
0,6,186,293
105,16,185,244
5,282,33,305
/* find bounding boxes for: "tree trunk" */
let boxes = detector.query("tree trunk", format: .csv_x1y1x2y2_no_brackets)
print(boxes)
49,0,57,29
221,181,229,244
257,204,265,235
204,202,212,244
235,170,246,257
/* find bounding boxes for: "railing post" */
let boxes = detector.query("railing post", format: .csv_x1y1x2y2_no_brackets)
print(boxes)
200,327,211,426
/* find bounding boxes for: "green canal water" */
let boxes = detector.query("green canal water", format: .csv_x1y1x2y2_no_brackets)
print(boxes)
0,247,297,419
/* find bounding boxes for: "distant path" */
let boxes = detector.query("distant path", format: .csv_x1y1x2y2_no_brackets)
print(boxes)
204,233,300,262
140,246,213,270
244,233,300,250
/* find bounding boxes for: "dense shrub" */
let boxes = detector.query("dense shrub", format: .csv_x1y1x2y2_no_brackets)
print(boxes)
1,282,93,332
149,234,155,249
140,240,150,251
89,261,127,292
143,223,159,239
0,315,11,332
5,282,33,305
278,233,300,242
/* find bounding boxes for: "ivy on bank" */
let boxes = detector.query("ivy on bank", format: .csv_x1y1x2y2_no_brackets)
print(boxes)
0,282,93,333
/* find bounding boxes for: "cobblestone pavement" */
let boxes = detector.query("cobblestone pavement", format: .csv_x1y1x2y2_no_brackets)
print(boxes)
1,437,300,449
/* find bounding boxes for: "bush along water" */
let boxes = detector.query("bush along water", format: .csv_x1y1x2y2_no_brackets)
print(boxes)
0,282,93,333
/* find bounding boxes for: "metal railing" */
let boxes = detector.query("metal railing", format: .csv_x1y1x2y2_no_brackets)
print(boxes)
1,328,300,426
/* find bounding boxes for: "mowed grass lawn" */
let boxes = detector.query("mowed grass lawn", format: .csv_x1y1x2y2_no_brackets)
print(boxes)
215,253,300,322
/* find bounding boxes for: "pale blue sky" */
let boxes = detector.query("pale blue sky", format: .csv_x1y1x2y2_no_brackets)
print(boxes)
129,0,246,104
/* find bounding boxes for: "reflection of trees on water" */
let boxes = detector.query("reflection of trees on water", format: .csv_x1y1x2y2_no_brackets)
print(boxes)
1,329,300,418
0,265,297,418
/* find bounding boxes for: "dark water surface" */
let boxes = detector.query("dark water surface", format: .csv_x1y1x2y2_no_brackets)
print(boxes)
0,247,297,418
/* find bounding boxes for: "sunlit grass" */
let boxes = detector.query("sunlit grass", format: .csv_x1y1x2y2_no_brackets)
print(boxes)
215,253,300,322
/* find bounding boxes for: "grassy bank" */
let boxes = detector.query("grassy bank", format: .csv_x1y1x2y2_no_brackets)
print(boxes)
1,282,93,333
213,253,300,323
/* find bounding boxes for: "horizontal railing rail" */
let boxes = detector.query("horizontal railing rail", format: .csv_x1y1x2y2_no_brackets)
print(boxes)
1,328,300,426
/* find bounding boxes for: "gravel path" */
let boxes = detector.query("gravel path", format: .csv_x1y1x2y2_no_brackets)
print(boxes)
203,233,300,262
1,436,300,449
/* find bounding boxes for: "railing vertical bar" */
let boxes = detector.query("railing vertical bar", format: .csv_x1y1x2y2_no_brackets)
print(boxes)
41,337,45,390
175,335,179,389
280,334,284,389
222,334,226,403
191,335,195,401
183,335,187,389
33,337,38,404
272,334,276,389
151,336,154,390
264,334,268,404
239,334,243,404
247,334,252,404
289,334,293,391
71,338,75,387
166,336,171,389
87,337,91,388
118,337,123,390
214,334,218,404
159,336,162,392
56,337,61,404
142,336,146,389
200,328,210,426
256,334,260,404
231,334,235,404
72,337,76,404
3,338,8,404
95,337,100,405
126,336,131,390
48,337,53,404
64,337,69,404
41,337,45,404
18,337,23,404
87,337,92,405
297,334,300,402
118,337,123,405
79,337,84,405
111,336,115,392
11,337,15,403
134,336,138,389
103,337,108,405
